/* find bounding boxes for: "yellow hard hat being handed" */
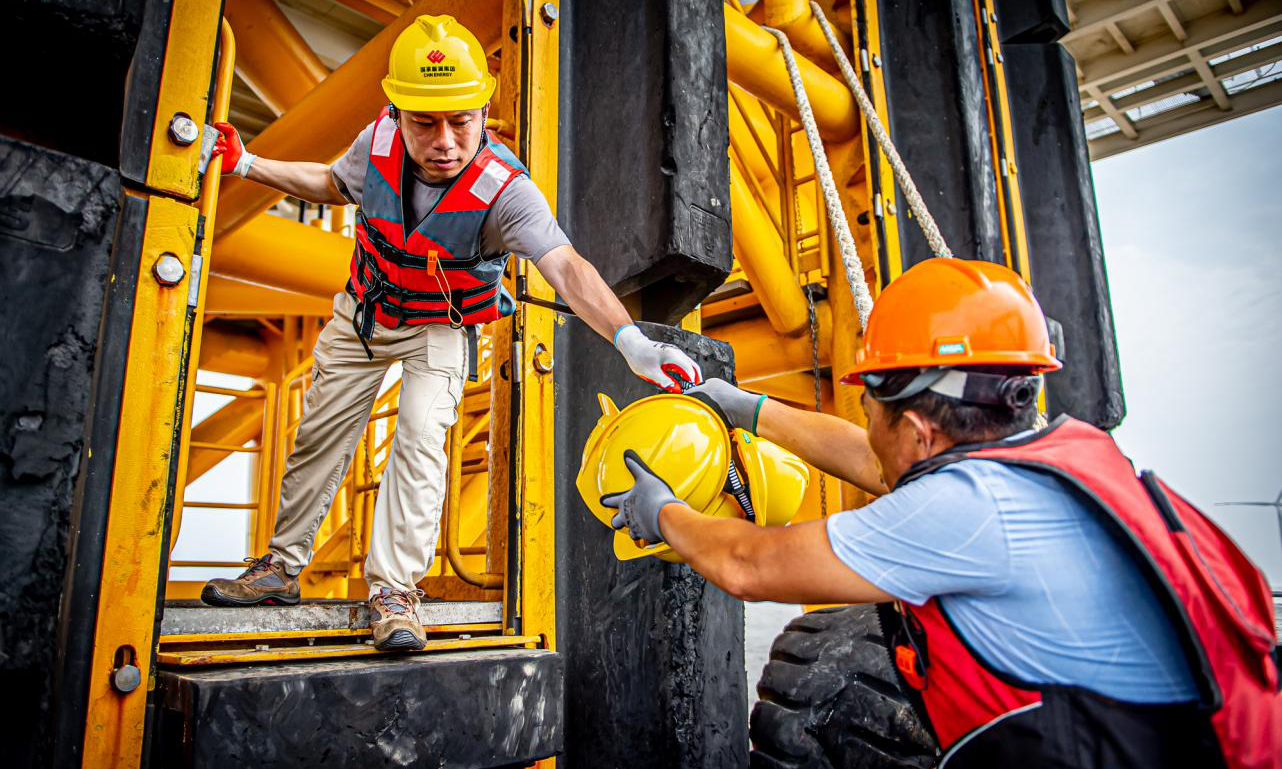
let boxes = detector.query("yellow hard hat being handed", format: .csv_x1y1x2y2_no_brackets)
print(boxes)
382,15,497,112
577,392,810,563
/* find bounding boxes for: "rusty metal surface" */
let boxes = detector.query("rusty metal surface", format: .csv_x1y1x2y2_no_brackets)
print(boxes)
161,599,502,637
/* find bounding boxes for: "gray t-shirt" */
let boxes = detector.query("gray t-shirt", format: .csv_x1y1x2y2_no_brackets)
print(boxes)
330,120,569,263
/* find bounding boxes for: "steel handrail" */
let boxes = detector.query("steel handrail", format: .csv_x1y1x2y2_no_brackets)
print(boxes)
444,416,502,588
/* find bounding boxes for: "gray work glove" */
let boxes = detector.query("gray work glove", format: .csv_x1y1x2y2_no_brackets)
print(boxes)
686,378,767,433
600,450,681,544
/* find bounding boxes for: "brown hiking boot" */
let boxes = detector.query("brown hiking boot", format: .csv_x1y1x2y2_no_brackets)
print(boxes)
369,587,427,651
200,553,300,607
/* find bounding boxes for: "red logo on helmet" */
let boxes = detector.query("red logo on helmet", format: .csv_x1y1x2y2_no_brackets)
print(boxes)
427,50,446,64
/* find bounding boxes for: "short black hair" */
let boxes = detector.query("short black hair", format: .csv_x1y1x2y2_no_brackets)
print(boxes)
866,366,1040,444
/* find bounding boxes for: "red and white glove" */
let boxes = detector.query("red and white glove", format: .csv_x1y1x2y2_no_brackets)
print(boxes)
613,324,703,393
210,121,256,178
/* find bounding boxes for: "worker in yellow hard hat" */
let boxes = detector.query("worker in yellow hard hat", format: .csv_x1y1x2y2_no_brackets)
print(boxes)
600,258,1279,766
202,15,703,651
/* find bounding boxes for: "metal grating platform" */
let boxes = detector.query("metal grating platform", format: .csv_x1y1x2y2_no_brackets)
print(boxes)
160,600,502,639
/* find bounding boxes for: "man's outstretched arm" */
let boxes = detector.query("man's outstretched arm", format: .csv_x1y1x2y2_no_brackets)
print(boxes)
211,122,348,206
601,453,894,605
689,379,888,496
535,245,703,393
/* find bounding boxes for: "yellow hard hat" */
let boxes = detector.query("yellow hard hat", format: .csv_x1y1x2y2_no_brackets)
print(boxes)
577,393,810,563
382,15,497,112
733,430,810,528
578,393,734,563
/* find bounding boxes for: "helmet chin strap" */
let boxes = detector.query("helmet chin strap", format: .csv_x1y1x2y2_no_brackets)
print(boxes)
866,368,1043,409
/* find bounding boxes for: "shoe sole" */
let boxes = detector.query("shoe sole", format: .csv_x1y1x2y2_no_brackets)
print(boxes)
375,629,426,652
200,584,301,608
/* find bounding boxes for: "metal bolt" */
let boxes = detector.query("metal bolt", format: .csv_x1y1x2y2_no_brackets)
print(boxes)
153,253,186,285
168,113,200,146
539,2,558,25
996,52,1004,63
459,634,472,640
885,198,897,216
872,54,882,68
111,664,142,693
254,644,269,652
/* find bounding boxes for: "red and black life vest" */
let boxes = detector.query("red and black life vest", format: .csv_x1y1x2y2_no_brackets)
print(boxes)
349,106,526,355
883,416,1281,768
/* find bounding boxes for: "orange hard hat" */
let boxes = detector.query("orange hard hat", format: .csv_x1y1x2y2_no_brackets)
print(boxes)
842,258,1061,384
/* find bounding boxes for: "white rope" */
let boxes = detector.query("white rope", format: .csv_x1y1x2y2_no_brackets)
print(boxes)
764,26,875,330
807,1,953,259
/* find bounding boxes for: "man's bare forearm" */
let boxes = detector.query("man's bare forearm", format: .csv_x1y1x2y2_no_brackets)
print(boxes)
756,399,888,495
656,502,895,604
536,245,631,340
245,157,348,206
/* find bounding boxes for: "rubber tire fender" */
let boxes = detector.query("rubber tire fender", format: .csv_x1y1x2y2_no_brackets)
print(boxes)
749,605,939,769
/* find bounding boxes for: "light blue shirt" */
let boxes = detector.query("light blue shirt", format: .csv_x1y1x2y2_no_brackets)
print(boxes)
826,458,1200,703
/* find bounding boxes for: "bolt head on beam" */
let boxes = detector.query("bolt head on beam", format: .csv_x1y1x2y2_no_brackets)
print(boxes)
153,253,186,286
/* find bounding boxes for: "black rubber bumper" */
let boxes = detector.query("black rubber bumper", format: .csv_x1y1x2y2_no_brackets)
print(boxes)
153,648,564,768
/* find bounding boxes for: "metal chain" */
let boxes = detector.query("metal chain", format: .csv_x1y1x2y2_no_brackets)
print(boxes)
806,285,828,516
807,0,953,259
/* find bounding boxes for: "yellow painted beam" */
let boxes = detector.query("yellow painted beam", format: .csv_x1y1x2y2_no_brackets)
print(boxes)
205,273,334,316
225,0,329,116
213,213,352,298
199,321,271,377
83,194,203,768
705,300,831,382
330,0,401,24
724,5,858,141
214,0,503,238
729,162,809,336
745,372,834,412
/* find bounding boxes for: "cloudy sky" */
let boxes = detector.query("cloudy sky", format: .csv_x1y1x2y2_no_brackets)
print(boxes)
1095,104,1282,586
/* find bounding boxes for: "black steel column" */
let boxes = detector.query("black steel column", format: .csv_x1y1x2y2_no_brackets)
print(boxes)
1000,39,1125,429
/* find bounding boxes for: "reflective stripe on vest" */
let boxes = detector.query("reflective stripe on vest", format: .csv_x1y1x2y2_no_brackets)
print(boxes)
885,416,1281,768
349,105,527,340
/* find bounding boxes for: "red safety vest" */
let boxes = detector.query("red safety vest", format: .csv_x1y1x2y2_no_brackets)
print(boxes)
884,416,1281,768
349,106,526,349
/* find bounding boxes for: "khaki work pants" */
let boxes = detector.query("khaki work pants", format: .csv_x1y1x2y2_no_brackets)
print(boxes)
267,292,466,592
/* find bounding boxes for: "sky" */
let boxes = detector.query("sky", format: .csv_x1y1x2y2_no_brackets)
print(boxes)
1093,104,1282,586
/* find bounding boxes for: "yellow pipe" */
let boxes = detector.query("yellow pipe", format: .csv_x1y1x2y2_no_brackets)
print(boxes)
706,300,831,382
763,0,841,71
728,85,779,187
213,213,352,298
445,416,502,588
215,0,503,239
729,163,809,336
199,322,270,377
224,0,328,115
724,6,858,141
205,273,333,316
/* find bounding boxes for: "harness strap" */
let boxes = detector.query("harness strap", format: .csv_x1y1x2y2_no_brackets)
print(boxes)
466,324,478,382
357,209,492,271
355,245,498,304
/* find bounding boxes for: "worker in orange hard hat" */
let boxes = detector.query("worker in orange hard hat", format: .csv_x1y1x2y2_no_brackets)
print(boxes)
603,258,1279,766
201,15,703,651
